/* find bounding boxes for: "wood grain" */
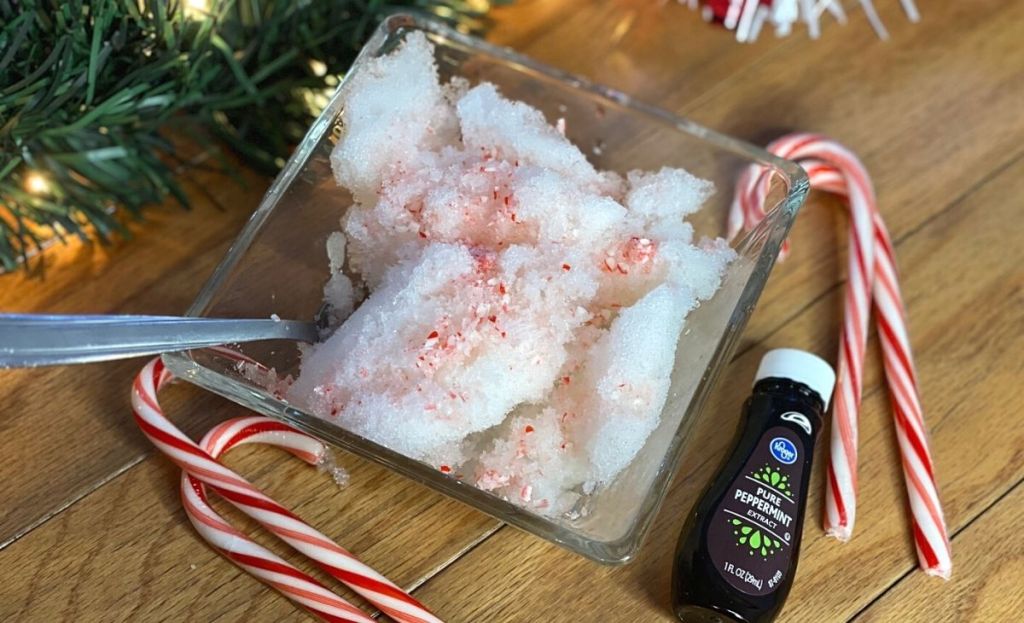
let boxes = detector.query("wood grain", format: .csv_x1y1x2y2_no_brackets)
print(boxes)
406,154,1024,621
856,482,1024,623
2,1,1023,621
0,163,269,546
0,382,496,621
497,0,1024,357
684,0,1024,354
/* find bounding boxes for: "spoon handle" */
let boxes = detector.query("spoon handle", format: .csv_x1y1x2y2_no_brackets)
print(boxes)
0,314,317,368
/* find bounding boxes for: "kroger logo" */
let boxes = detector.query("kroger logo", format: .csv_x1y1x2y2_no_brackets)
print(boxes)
770,437,798,465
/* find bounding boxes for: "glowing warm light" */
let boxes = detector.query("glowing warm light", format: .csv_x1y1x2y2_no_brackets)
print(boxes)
309,59,328,77
302,87,333,115
184,0,209,18
611,11,637,44
25,172,50,195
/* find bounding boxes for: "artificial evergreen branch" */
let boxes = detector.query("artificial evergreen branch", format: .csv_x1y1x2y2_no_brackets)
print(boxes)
0,0,500,271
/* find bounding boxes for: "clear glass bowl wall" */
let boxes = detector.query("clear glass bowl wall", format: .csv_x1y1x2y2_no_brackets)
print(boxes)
166,13,807,564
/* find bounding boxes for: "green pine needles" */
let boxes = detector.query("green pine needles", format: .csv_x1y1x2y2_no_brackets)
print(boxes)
0,0,498,271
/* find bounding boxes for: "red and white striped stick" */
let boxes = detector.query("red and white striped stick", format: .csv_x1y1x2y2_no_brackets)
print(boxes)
132,357,445,622
729,133,952,579
184,416,375,623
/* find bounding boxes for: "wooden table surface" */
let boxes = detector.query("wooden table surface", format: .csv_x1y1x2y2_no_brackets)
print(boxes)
2,1,1022,621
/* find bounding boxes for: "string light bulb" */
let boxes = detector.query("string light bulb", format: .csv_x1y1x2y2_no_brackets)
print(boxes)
308,59,328,77
25,172,50,195
184,0,210,19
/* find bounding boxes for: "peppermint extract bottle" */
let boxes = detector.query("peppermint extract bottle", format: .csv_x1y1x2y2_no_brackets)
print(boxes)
672,349,836,623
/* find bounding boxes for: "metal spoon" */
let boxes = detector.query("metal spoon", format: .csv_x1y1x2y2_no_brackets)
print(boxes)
0,313,320,368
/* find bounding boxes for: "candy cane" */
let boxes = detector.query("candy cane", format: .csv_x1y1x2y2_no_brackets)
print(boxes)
183,416,374,622
132,357,445,622
697,1,919,43
729,134,951,579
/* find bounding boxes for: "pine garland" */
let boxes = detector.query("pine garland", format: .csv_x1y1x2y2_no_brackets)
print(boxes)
0,0,499,271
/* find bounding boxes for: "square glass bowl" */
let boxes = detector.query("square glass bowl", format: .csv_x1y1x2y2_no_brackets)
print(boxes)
164,12,808,564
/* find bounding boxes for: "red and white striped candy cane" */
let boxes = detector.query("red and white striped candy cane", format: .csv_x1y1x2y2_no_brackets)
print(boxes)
729,134,951,578
737,134,878,544
183,415,374,622
132,357,445,622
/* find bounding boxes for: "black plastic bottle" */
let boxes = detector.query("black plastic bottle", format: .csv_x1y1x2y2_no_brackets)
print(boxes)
672,348,836,623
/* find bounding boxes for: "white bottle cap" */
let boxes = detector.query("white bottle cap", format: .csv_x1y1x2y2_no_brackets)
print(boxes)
754,348,836,409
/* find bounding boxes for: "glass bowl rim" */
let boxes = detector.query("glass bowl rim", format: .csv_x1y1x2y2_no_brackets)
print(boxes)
165,11,809,564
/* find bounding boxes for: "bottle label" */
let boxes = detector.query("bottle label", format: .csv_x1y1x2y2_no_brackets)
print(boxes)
706,425,805,596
